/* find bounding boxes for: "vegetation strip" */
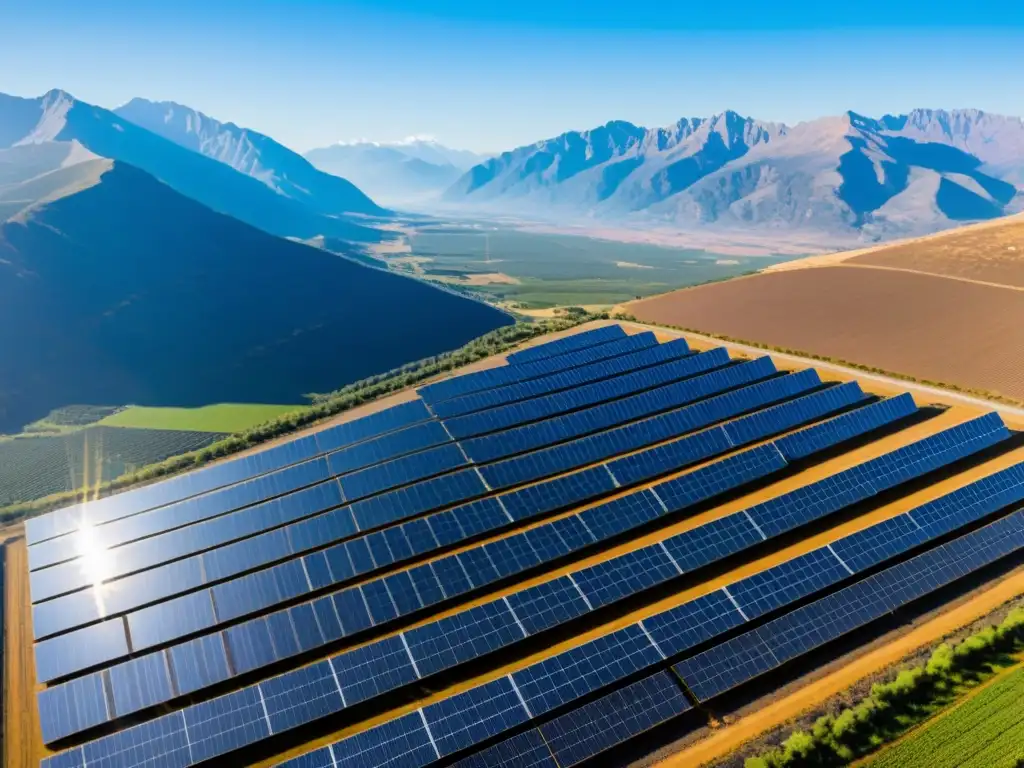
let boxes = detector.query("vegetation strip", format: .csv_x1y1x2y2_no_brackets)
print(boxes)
742,606,1024,768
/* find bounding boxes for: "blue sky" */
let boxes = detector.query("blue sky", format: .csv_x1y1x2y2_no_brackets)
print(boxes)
2,1,1022,153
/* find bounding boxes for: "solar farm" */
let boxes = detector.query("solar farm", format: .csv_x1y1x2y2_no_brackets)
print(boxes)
4,322,1024,768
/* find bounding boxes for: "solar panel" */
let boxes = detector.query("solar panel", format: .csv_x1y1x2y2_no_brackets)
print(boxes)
452,729,557,768
423,677,531,757
539,671,691,767
38,672,110,743
35,619,129,684
506,325,628,366
305,711,437,768
339,442,469,502
108,653,175,719
725,547,852,620
26,397,431,547
444,341,700,440
640,589,746,657
404,599,526,678
675,510,1024,701
418,329,651,407
433,336,690,419
571,545,680,610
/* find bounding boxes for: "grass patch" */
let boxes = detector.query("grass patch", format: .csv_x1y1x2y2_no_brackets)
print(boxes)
98,404,306,433
745,606,1024,768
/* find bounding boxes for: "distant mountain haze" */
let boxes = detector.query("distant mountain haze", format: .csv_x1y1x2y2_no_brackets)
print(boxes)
0,90,385,243
305,140,486,205
114,98,385,217
0,160,511,433
444,109,1024,242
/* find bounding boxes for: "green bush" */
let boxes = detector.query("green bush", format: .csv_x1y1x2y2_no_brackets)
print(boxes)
745,607,1024,768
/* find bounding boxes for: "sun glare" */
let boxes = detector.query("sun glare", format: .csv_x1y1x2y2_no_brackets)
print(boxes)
75,521,112,587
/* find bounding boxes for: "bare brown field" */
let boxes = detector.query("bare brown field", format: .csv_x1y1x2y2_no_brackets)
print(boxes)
850,214,1024,288
628,267,1024,402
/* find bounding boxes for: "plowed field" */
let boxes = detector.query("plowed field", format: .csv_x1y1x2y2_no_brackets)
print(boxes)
629,267,1024,402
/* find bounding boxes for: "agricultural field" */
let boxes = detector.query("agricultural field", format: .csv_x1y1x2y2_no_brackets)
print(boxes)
397,225,794,308
868,664,1024,768
628,267,1024,402
0,426,226,506
97,403,306,433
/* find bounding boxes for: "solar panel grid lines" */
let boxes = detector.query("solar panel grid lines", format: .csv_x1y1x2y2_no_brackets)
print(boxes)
451,729,557,768
417,327,646,407
461,347,747,464
506,325,629,366
36,364,866,642
30,393,955,693
423,676,532,757
26,398,434,547
675,509,1024,703
42,409,1017,762
442,344,713,441
432,336,688,419
538,671,692,768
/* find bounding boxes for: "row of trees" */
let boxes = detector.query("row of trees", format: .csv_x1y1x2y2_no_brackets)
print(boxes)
745,606,1024,767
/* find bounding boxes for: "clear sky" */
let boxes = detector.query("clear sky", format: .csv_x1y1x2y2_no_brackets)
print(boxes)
2,0,1023,154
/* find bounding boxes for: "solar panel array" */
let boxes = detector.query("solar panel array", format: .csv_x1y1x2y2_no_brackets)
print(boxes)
22,324,1023,768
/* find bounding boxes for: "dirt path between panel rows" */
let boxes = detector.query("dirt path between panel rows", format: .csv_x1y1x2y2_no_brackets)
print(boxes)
657,570,1024,768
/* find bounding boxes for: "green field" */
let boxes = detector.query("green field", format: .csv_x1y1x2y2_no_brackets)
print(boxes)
0,426,227,506
405,226,797,308
868,664,1024,768
98,403,307,433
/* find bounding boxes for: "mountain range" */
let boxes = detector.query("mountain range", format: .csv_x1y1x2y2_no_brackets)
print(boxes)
305,139,486,205
444,109,1024,242
0,91,512,432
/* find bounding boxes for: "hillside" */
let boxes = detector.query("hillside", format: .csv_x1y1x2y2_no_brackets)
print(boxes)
444,109,1024,243
114,98,386,216
627,212,1024,402
0,90,385,243
0,161,511,433
305,139,485,205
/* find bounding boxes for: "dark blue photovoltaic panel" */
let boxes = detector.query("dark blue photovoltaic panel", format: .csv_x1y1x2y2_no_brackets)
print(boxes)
453,729,557,768
549,515,597,551
183,687,271,763
261,660,345,732
332,634,418,706
38,673,110,743
424,677,531,757
224,618,278,674
453,497,509,538
444,340,694,440
909,462,1024,539
504,576,591,635
746,413,1010,539
434,335,684,419
35,618,129,683
408,563,447,607
540,672,691,768
457,547,500,587
312,595,345,642
339,442,469,501
289,601,327,652
500,466,615,522
653,443,787,514
483,532,542,579
325,419,453,476
361,578,399,624
349,468,487,531
676,510,1024,702
418,327,643,406
28,397,427,546
462,349,746,463
512,625,664,717
29,456,333,574
576,491,664,541
829,514,929,574
274,747,336,768
109,652,174,718
384,570,424,616
641,589,745,656
507,325,628,365
169,633,232,695
404,599,525,677
431,555,474,599
659,512,764,574
609,427,734,487
775,393,917,461
726,547,851,620
211,556,309,622
82,712,191,768
326,712,437,768
335,586,376,635
572,545,680,609
40,749,86,768
721,381,865,447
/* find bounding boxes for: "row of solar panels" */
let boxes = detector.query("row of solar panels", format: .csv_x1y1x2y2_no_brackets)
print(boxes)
39,416,1022,765
27,325,630,548
28,339,724,581
34,403,999,745
441,508,1024,768
32,365,837,644
34,376,864,647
